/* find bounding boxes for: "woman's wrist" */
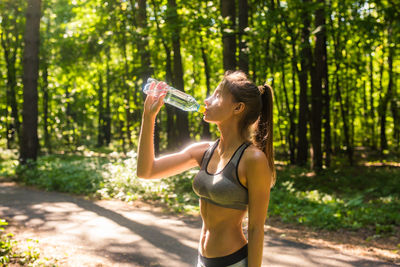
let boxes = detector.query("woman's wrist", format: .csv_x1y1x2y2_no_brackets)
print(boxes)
143,111,157,122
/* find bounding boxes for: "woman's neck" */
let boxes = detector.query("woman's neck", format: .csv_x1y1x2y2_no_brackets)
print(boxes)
216,121,246,155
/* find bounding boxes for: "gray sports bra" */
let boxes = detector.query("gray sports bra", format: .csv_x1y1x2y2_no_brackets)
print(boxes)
192,139,251,210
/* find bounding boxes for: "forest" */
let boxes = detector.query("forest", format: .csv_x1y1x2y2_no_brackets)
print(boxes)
0,0,398,168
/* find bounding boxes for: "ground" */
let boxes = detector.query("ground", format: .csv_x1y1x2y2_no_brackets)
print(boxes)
1,181,399,266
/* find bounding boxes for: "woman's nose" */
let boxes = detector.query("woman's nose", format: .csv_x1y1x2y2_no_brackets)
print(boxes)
204,97,211,106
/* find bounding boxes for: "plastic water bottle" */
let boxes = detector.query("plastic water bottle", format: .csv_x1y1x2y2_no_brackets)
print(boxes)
143,78,205,113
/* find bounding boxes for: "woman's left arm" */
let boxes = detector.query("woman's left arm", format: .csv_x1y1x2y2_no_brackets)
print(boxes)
246,149,272,267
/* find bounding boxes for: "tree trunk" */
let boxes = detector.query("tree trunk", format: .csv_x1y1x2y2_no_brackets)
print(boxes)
310,0,324,171
281,61,295,163
380,27,394,153
104,50,112,145
168,0,190,149
337,67,353,165
41,13,51,153
320,1,331,167
20,0,41,164
200,34,211,140
120,17,132,148
296,0,312,166
221,0,236,71
151,0,176,151
137,0,153,82
379,47,388,152
369,52,376,149
282,12,298,165
137,0,159,153
42,53,51,153
1,7,21,147
97,73,104,147
238,0,249,73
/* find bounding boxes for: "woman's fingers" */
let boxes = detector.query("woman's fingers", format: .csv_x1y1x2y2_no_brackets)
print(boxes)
143,81,168,116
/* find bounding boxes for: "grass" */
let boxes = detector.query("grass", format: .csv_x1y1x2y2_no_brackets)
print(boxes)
1,147,399,233
0,218,58,266
269,165,400,232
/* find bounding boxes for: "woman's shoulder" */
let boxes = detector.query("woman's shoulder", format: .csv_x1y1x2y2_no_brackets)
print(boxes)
182,140,214,158
182,140,214,166
183,140,214,152
242,144,268,165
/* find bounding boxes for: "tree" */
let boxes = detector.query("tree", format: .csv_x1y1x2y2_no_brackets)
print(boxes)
221,0,236,71
238,0,249,73
20,0,41,163
168,0,190,148
0,0,24,148
310,0,325,171
296,0,312,166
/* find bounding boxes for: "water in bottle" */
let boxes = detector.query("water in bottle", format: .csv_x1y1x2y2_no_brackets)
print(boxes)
143,78,205,113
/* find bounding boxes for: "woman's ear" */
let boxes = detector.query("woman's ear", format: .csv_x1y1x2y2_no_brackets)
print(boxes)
234,102,245,115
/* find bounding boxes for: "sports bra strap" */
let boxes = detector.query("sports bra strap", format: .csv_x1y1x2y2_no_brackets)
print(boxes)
200,139,219,170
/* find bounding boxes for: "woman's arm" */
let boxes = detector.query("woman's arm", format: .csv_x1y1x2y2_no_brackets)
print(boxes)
137,82,210,179
245,149,272,267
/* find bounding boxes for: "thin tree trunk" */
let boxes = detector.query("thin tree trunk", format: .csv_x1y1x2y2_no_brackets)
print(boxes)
380,27,393,153
296,0,312,166
362,80,368,145
120,17,132,148
42,52,51,153
369,52,376,149
137,0,153,82
41,13,51,153
20,0,41,163
281,61,295,163
282,12,298,165
238,0,249,73
337,69,353,165
200,34,211,140
321,3,331,167
97,73,104,147
168,0,190,148
221,0,236,71
379,47,388,152
104,49,112,145
310,0,325,171
1,9,21,147
151,0,176,151
137,0,159,153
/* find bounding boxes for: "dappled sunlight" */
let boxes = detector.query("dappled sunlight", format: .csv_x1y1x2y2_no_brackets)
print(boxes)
0,184,200,266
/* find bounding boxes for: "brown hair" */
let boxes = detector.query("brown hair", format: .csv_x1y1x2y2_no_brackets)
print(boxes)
220,70,276,187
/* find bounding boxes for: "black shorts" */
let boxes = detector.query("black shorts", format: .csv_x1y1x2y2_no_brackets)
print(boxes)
196,244,248,267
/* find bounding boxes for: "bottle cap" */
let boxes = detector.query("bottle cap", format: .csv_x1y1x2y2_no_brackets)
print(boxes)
198,105,206,113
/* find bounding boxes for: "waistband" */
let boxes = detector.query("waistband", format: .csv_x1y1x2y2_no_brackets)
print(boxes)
198,244,248,267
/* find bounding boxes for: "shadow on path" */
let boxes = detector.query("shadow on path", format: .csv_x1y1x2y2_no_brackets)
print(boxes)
0,184,198,266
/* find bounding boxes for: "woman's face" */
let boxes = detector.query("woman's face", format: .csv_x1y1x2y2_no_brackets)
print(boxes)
203,84,238,123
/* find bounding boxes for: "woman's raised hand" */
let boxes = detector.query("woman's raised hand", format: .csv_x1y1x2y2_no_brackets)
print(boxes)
143,81,168,118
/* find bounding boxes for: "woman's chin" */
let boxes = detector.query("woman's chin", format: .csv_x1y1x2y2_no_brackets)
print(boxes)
202,115,212,123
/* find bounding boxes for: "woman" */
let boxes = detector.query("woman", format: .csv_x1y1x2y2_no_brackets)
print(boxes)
137,70,275,267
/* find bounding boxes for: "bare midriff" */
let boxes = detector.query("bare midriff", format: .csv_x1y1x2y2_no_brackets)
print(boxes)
199,199,247,258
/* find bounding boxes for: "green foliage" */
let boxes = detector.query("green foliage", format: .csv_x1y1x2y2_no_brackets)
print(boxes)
16,150,199,213
0,148,18,177
0,218,57,266
18,154,106,195
269,166,400,232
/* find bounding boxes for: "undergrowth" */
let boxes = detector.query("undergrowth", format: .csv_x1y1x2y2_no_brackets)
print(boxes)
1,148,399,233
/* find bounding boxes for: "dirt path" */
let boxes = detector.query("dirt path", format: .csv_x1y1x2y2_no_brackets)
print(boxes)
0,183,397,267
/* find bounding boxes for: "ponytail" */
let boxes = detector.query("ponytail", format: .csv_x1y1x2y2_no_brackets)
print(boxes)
255,84,276,187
